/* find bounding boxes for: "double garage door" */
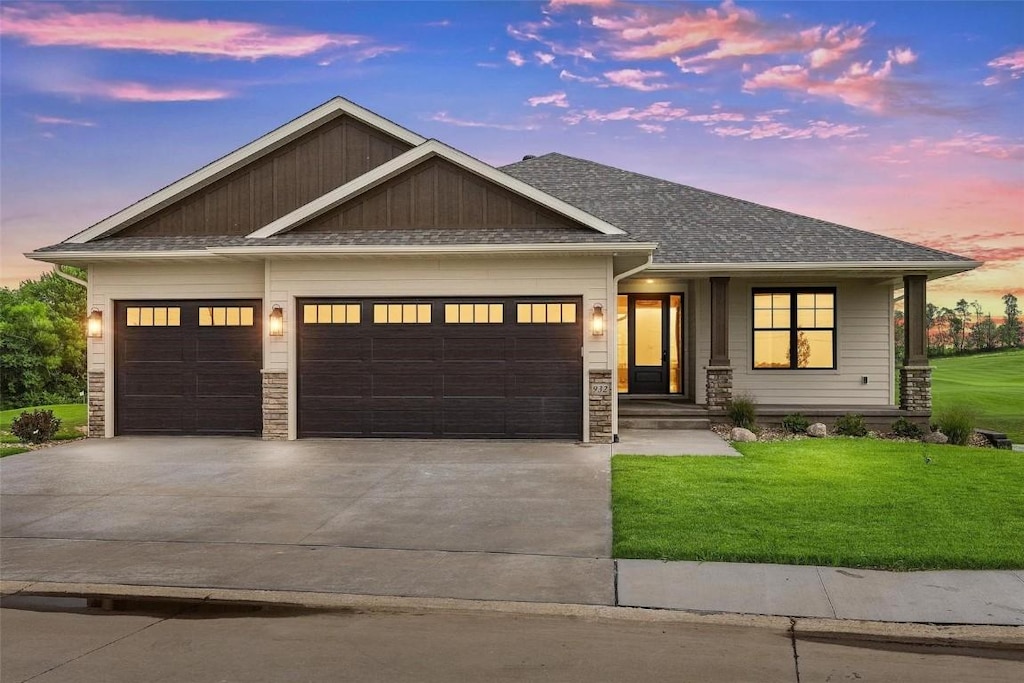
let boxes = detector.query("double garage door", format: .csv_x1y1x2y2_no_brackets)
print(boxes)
115,297,582,439
298,297,583,439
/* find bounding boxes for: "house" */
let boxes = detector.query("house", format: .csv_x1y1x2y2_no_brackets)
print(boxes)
28,97,979,442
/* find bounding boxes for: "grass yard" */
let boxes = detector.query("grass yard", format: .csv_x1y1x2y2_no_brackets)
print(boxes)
613,439,1024,570
930,349,1024,442
0,403,87,444
0,446,31,458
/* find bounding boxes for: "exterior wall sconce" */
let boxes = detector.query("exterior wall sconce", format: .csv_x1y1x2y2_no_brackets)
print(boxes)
591,303,605,337
86,309,103,339
268,305,285,336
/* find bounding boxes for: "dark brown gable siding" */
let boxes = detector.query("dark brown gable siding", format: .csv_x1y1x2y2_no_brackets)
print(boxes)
293,158,583,233
116,116,413,238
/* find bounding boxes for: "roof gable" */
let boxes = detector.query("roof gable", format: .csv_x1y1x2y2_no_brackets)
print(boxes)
67,97,425,244
248,140,626,238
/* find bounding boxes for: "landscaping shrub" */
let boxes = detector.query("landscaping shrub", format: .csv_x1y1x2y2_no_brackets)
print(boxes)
727,395,758,430
891,417,923,439
935,407,976,446
10,409,61,444
834,413,868,437
781,413,810,434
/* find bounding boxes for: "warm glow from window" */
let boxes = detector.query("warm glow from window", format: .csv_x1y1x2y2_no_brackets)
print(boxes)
517,302,577,323
373,303,431,324
444,303,503,323
304,304,360,324
126,307,181,327
753,290,835,369
199,307,254,326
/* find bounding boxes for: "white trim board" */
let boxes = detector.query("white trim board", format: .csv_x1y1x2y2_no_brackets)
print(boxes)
246,139,627,238
66,97,426,244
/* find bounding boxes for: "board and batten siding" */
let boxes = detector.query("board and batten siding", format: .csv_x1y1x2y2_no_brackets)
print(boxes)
695,278,895,406
267,255,613,440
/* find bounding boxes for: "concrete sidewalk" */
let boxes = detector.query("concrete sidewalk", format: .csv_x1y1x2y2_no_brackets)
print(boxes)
618,559,1024,625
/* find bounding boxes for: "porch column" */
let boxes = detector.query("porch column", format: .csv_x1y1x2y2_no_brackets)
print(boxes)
706,277,733,411
900,274,931,415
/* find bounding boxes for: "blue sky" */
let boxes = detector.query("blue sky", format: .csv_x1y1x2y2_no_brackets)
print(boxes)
1,1,1021,313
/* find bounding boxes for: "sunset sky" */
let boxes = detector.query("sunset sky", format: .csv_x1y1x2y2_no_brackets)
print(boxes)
1,1,1021,314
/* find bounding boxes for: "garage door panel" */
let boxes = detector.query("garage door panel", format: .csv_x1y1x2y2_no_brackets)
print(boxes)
443,373,507,398
116,300,261,436
300,337,370,362
121,337,185,362
372,373,439,398
298,297,581,439
513,337,579,361
443,338,508,361
372,409,437,436
372,337,442,361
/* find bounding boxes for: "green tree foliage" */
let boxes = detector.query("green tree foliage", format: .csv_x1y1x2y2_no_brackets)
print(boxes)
0,267,87,409
1001,294,1021,348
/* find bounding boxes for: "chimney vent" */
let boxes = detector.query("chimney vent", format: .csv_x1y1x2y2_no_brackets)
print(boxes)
522,154,537,160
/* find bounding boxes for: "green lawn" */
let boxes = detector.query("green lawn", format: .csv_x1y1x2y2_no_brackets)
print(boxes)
613,439,1024,570
0,403,87,444
0,446,31,458
931,349,1024,442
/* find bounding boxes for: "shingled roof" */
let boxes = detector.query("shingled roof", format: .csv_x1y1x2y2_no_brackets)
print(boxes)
502,153,974,265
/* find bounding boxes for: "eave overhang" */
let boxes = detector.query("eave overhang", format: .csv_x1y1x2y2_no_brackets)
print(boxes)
639,260,982,282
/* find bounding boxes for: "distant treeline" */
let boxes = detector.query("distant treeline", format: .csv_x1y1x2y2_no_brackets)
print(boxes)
895,293,1021,363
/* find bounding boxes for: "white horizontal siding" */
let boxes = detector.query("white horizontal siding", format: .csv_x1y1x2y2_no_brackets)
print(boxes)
728,279,894,406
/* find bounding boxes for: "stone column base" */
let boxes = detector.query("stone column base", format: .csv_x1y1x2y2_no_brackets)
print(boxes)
87,371,105,438
262,371,288,440
588,369,613,444
899,366,932,413
706,365,733,413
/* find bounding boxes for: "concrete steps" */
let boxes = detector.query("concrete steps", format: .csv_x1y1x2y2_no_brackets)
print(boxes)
618,399,709,430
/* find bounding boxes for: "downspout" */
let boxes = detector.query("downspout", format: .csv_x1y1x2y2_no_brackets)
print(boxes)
610,254,654,442
52,265,87,288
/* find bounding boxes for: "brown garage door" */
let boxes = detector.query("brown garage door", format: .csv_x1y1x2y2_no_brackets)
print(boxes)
115,300,262,435
298,298,582,439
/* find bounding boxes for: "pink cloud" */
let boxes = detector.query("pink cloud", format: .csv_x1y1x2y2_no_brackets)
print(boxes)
535,51,556,66
430,112,539,131
562,101,689,125
0,5,378,60
884,133,1024,162
602,68,670,91
637,123,666,134
559,69,601,84
548,0,615,8
507,50,526,66
527,92,570,108
590,1,871,73
33,114,96,127
743,51,915,113
984,48,1024,86
94,82,232,102
711,119,865,141
684,112,746,124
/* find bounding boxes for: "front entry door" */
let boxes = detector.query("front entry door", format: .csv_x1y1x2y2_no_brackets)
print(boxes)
628,295,669,393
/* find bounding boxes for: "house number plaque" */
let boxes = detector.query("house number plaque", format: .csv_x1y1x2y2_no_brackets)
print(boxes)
590,382,612,395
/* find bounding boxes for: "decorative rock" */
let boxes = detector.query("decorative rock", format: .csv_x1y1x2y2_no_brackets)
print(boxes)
730,427,757,442
922,430,948,444
807,423,827,438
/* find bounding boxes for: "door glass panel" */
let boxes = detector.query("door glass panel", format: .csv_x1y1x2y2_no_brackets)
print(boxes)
670,295,682,393
617,295,628,392
634,299,663,367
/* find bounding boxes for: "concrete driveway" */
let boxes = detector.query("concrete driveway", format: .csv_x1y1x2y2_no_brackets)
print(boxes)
1,438,613,604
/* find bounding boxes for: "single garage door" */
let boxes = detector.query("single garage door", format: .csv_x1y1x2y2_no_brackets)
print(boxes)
115,300,262,435
298,297,583,439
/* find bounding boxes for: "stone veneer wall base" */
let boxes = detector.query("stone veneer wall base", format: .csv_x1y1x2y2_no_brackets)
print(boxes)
899,365,932,415
87,371,105,438
262,371,288,440
705,365,733,418
588,369,613,444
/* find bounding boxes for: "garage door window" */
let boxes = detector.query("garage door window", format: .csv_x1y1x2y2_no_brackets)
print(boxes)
304,304,360,324
126,306,181,326
199,306,255,326
444,303,504,324
517,302,577,324
373,303,431,324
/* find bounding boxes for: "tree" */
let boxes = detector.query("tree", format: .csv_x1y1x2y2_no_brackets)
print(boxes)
1001,293,1021,348
952,299,970,353
970,315,999,351
0,267,87,409
893,309,905,365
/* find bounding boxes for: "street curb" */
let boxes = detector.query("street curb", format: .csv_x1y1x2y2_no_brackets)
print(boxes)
4,580,1022,651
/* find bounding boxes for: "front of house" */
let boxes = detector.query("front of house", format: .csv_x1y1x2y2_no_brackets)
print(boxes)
29,97,979,442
